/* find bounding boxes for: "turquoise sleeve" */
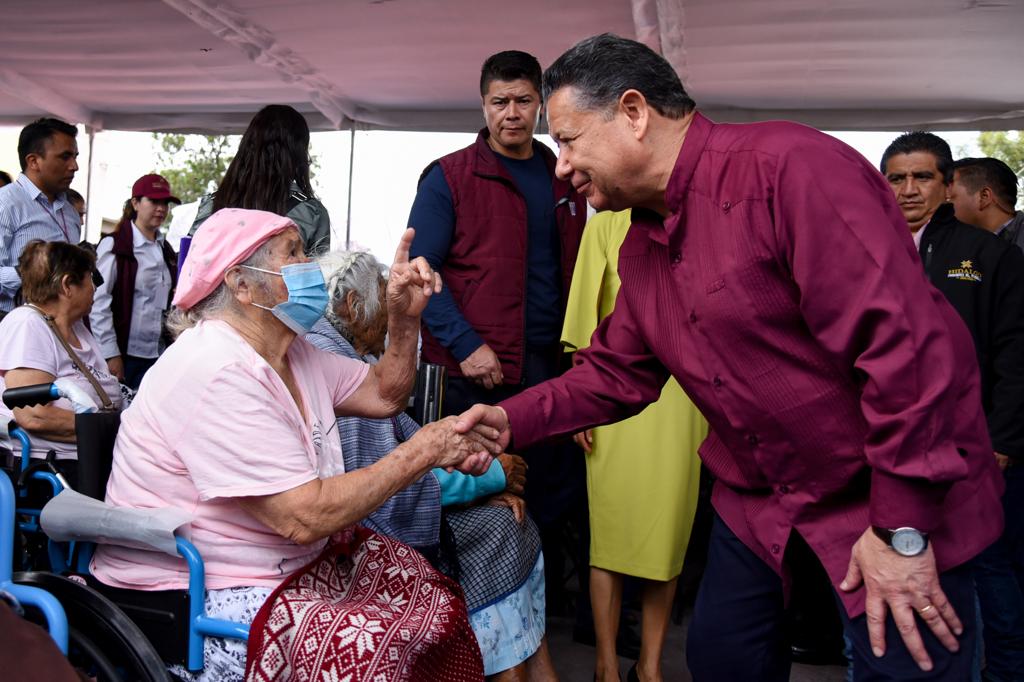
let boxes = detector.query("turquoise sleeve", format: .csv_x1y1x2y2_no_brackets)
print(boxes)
433,458,507,506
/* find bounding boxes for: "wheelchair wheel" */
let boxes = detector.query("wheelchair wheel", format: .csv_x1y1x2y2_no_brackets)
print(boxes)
14,571,171,682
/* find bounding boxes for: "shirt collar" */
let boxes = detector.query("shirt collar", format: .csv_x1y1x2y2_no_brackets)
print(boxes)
665,111,714,217
636,111,714,249
995,216,1014,236
16,173,66,209
130,221,163,246
912,222,929,249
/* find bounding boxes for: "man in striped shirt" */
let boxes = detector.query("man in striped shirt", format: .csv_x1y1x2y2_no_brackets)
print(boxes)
0,117,81,317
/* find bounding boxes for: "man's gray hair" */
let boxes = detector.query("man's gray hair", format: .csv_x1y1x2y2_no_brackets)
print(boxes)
542,33,695,120
318,250,386,338
164,241,275,338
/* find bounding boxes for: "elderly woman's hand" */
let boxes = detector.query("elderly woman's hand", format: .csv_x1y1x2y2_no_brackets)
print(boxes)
388,228,441,320
412,416,502,471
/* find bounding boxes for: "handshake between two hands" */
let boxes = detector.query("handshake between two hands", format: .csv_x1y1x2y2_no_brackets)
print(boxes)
446,403,516,473
405,404,511,476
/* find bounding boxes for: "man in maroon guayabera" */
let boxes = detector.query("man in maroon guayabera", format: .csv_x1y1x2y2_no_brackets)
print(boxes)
456,34,1003,681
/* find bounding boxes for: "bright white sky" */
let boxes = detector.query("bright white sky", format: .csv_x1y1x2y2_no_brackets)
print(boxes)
0,125,982,263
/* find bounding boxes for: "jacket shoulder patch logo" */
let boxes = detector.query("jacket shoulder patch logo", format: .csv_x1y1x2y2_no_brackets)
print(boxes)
947,259,982,283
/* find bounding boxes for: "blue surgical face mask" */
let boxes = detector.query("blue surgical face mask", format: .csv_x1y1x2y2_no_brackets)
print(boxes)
242,262,329,335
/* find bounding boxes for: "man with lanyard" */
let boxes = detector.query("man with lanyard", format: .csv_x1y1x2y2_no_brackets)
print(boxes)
0,117,82,320
408,50,587,614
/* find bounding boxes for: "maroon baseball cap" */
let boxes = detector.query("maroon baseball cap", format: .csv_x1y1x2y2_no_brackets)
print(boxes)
132,173,181,204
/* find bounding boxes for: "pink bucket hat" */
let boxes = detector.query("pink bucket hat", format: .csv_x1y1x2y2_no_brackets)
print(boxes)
173,208,297,310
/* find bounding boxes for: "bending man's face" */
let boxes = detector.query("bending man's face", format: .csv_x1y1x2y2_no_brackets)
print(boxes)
547,87,639,212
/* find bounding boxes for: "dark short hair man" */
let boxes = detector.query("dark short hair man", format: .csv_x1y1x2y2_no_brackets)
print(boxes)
408,52,587,531
883,133,1024,681
457,34,1004,681
949,156,1023,252
0,117,81,316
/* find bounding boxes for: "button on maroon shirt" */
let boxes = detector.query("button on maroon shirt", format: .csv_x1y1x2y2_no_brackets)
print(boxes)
501,113,1004,616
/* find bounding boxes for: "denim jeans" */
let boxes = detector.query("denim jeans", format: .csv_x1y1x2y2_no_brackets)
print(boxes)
973,464,1024,682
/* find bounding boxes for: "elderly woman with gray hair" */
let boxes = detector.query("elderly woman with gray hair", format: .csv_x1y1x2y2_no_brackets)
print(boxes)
307,249,557,682
92,211,499,681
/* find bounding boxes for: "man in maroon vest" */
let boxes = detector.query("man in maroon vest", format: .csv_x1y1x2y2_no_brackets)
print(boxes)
408,49,588,616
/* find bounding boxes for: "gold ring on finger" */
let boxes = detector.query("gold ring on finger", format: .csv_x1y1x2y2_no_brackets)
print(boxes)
919,604,935,615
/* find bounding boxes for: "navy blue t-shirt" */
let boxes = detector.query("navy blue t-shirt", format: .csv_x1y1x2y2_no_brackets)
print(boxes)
408,151,562,361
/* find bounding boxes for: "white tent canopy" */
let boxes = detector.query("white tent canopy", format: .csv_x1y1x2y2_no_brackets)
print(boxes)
1,0,1022,134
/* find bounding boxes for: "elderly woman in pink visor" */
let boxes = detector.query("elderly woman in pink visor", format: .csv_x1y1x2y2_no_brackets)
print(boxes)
90,209,499,681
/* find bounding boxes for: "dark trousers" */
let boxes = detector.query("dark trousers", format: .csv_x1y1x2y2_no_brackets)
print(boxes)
687,514,978,681
973,464,1024,682
122,355,157,391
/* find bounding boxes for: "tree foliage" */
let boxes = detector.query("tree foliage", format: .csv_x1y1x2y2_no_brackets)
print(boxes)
153,133,236,204
152,132,321,205
977,131,1024,176
977,131,1024,209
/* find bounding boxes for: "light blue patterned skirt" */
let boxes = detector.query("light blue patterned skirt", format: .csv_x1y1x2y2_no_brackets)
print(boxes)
469,552,546,675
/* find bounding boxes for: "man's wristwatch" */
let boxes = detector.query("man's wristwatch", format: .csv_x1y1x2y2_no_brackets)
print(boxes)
872,526,929,557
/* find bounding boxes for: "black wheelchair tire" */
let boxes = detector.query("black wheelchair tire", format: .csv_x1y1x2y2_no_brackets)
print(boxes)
68,624,122,681
14,571,171,682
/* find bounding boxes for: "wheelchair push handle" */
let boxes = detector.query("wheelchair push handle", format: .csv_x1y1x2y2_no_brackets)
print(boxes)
2,383,59,410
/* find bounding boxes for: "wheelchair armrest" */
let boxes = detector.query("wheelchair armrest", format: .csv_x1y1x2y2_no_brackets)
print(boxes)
40,489,191,557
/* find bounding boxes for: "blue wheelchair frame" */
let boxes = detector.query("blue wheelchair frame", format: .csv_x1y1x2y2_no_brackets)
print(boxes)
5,385,250,672
0,470,68,653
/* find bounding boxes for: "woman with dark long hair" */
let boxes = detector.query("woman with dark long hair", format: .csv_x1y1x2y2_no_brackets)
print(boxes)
190,105,331,255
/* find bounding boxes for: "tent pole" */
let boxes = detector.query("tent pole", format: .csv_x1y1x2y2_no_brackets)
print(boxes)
345,126,355,250
85,125,96,243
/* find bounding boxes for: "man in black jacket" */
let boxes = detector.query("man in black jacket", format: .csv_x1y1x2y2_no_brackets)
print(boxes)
883,131,1024,682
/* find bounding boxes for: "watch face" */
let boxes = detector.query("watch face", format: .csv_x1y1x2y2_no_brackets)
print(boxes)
891,528,926,556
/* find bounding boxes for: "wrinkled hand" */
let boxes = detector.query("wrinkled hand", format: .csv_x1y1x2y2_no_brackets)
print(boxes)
455,404,511,454
459,344,503,389
498,453,527,496
411,416,500,474
106,356,125,382
840,528,962,672
573,429,593,454
995,452,1011,471
487,492,526,525
387,228,442,319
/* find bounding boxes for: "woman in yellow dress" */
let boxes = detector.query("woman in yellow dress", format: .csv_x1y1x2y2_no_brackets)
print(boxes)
562,210,705,682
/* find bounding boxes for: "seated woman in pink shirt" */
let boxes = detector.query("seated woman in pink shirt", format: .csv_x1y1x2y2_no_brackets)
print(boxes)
0,241,124,485
90,209,499,682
